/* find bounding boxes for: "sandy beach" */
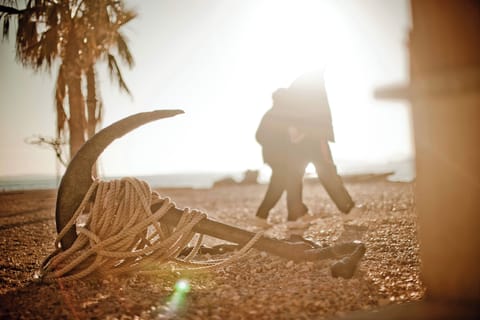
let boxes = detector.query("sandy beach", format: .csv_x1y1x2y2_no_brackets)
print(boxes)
0,180,425,319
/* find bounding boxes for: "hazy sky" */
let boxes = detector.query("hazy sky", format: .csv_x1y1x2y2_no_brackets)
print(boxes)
0,0,412,177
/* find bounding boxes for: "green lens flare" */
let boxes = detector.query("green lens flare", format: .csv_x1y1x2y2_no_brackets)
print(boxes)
174,279,191,294
164,279,191,316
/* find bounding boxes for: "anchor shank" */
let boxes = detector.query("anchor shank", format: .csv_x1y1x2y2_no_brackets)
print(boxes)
152,202,310,261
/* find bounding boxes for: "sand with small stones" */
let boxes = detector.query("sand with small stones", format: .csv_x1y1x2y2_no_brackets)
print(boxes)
0,181,425,319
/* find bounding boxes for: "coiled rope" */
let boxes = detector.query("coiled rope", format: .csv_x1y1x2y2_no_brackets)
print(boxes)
40,177,262,282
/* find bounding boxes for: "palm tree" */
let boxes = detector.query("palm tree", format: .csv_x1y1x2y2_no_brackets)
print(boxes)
81,1,135,139
1,0,135,162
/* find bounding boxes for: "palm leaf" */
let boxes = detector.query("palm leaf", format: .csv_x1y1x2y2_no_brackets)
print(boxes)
2,14,9,39
115,31,133,67
107,53,131,95
0,5,22,15
41,24,59,68
118,9,136,26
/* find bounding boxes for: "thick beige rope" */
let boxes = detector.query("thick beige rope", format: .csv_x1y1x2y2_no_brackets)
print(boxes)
40,177,262,282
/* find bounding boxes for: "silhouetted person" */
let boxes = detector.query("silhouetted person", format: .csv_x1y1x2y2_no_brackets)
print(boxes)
255,89,308,226
255,72,356,227
286,71,355,219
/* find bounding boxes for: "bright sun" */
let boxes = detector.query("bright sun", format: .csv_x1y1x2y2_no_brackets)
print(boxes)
227,0,413,175
98,0,412,177
240,0,350,83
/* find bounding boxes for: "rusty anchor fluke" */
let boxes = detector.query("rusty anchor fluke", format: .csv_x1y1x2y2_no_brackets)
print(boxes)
55,110,365,278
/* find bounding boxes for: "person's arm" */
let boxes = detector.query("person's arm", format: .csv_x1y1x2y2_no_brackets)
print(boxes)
288,126,306,144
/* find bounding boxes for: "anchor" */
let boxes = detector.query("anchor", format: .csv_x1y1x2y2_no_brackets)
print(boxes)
54,110,365,278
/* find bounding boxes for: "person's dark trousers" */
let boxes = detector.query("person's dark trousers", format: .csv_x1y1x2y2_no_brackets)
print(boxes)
256,165,287,219
286,157,310,221
312,144,354,213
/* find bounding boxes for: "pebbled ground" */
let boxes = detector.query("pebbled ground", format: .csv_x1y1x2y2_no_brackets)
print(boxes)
0,181,425,319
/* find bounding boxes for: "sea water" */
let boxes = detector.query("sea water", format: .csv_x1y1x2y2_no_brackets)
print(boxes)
0,159,414,192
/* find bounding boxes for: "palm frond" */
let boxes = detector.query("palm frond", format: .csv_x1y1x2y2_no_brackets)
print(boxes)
118,8,136,26
41,24,59,68
46,2,58,28
15,13,42,68
0,5,22,15
1,13,9,39
115,31,133,67
107,53,131,95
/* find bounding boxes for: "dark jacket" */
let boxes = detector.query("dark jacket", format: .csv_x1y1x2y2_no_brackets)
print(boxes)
256,107,292,167
256,79,335,165
289,82,334,143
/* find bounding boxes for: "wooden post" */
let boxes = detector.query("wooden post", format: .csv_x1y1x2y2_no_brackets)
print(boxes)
409,0,480,302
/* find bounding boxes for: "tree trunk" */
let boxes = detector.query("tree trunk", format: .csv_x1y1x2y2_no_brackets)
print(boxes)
65,23,87,161
86,64,98,139
66,72,86,161
86,64,99,176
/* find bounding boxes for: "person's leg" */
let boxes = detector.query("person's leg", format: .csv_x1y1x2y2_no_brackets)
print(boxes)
313,143,355,213
286,157,309,221
256,166,286,219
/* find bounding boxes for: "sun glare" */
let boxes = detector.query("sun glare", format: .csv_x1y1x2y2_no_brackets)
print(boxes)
91,0,411,177
240,0,349,84
229,0,412,173
227,0,395,173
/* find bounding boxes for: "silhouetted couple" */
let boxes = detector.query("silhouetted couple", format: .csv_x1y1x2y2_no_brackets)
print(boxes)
255,71,355,228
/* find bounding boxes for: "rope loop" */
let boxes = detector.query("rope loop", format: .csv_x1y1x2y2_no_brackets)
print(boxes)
40,177,261,282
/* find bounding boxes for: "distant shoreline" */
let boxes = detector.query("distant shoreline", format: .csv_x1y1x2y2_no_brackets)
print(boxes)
0,162,415,192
